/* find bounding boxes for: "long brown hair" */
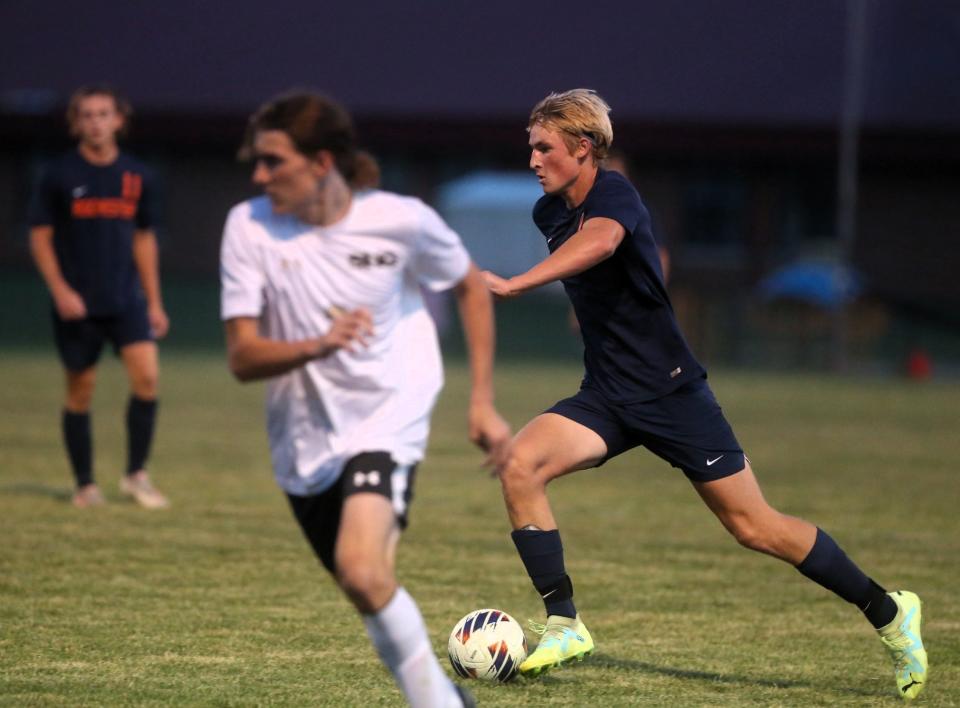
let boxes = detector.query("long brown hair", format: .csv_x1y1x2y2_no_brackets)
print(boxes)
240,91,380,190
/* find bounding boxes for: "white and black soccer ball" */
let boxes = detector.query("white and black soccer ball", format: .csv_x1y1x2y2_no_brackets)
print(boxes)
447,608,528,683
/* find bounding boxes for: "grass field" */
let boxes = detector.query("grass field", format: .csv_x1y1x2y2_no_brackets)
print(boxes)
1,349,958,706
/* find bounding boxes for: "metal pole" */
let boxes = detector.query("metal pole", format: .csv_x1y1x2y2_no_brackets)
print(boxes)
833,0,869,371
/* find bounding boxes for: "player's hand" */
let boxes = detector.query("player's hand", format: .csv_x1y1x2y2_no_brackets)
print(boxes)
468,401,512,472
481,271,519,298
53,286,87,320
149,304,170,339
315,306,374,357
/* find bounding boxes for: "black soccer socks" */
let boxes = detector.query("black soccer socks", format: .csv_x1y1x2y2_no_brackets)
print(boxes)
62,409,93,487
126,396,157,474
512,528,577,619
796,527,897,628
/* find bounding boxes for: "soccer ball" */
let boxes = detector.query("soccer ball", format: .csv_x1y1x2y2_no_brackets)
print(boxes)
447,608,528,683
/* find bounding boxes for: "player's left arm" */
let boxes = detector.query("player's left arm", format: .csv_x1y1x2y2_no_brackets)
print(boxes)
132,228,169,338
452,262,512,467
483,217,625,297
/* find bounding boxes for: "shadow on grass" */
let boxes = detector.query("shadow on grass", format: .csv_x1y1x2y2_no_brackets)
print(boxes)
591,654,888,699
1,482,72,502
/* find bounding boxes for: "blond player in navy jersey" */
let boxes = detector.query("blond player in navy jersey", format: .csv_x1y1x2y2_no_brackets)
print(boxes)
220,91,510,707
29,85,169,510
482,89,927,700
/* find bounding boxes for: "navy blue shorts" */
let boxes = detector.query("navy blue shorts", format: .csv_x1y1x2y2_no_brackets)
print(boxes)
52,303,152,372
547,377,745,482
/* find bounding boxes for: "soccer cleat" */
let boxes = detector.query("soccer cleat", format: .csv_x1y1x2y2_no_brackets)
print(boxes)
72,484,106,508
519,614,594,677
878,590,927,700
120,471,170,509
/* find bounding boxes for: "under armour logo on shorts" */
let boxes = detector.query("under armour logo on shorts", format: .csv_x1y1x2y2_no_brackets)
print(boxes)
353,470,381,487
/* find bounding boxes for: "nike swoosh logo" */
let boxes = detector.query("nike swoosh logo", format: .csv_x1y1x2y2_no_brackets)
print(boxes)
541,589,558,599
706,456,724,466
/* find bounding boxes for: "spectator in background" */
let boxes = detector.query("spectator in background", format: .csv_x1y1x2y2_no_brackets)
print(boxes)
28,85,170,510
220,91,511,707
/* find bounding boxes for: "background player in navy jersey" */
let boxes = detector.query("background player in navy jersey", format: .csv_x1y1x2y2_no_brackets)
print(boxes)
482,89,927,699
28,85,170,510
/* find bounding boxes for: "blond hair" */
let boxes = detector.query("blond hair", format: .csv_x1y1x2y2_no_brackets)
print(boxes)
528,89,613,161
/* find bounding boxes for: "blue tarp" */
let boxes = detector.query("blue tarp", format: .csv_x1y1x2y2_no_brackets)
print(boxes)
758,261,864,310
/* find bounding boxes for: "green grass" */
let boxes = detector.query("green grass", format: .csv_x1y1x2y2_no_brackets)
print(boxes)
1,350,958,706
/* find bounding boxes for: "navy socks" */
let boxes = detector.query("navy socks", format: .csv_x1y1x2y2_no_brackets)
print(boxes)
62,397,158,487
514,526,896,627
513,526,896,628
511,528,577,619
796,528,897,628
62,410,92,487
126,396,157,474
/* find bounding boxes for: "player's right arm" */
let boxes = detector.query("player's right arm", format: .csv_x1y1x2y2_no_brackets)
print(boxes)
221,203,370,382
482,216,625,297
224,312,371,382
29,225,87,320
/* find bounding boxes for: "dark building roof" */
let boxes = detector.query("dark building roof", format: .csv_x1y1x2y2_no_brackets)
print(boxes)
2,0,958,129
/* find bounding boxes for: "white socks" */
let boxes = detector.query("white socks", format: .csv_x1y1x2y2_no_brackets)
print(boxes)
363,587,462,707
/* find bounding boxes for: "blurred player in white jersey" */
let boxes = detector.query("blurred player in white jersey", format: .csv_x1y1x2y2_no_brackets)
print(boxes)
220,91,511,707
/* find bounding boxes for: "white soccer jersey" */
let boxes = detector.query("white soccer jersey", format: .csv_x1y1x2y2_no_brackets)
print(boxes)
220,190,471,496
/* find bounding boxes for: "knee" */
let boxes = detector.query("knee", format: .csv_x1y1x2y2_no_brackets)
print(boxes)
66,389,94,411
498,446,546,493
66,374,96,411
729,520,765,552
335,556,395,613
724,514,779,555
130,371,159,398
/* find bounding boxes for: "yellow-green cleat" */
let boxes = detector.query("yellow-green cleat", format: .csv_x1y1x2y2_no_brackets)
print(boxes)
519,614,594,677
878,591,928,700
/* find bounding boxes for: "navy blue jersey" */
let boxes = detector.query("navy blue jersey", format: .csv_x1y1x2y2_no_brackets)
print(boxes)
533,169,704,403
28,151,157,316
